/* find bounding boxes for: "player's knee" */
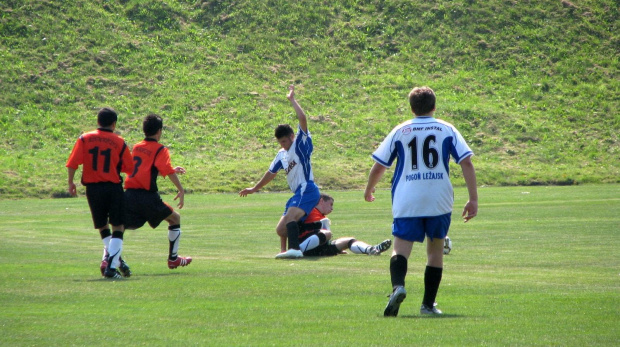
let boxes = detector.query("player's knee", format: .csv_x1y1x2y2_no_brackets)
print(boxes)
167,211,181,225
276,224,287,237
284,207,304,223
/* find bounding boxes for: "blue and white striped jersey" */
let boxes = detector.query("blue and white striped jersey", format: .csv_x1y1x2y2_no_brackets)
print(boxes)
269,126,316,193
372,116,473,218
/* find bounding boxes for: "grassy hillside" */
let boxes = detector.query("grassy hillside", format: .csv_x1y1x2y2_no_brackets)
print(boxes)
0,0,618,198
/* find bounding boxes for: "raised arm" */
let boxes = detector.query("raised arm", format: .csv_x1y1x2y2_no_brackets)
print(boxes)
287,85,308,133
239,170,278,197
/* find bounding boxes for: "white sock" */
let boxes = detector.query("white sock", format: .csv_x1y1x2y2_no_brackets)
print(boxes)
102,236,111,260
350,241,371,254
320,218,331,230
300,235,320,252
107,238,123,268
168,228,181,259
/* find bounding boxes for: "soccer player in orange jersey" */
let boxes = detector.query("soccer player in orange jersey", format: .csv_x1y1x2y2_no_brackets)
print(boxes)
66,107,134,279
298,194,392,257
123,114,192,271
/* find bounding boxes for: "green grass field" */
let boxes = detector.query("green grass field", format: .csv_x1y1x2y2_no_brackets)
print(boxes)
0,185,618,346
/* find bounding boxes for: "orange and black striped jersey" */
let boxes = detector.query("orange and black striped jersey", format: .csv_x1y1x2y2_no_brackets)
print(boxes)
124,138,176,192
66,128,133,185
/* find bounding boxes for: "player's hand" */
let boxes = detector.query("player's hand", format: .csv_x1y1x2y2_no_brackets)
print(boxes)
68,182,77,197
174,166,186,175
239,187,256,197
462,200,478,222
364,187,376,202
174,190,184,209
287,85,295,101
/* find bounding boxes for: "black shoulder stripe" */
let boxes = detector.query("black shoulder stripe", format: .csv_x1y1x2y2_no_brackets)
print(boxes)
154,145,165,159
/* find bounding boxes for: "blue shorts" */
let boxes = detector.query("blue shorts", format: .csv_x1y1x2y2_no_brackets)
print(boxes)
283,183,320,217
392,213,452,243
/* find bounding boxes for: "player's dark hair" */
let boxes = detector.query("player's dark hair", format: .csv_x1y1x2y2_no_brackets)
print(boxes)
320,193,333,203
143,113,163,136
97,107,118,127
408,86,436,116
274,124,294,139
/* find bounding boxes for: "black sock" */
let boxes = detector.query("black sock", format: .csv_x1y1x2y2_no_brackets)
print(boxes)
99,228,111,239
318,232,327,245
111,230,124,240
390,255,408,289
422,266,443,308
347,239,357,249
286,221,300,250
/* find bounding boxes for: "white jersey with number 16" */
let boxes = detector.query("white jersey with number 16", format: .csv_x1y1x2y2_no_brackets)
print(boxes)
372,116,473,219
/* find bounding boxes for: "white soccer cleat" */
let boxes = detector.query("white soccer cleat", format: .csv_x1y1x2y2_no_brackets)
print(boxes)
368,239,392,255
384,286,407,317
275,249,303,259
420,304,443,315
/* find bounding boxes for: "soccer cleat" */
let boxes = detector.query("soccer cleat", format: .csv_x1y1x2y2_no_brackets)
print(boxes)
384,286,407,317
275,249,303,259
368,239,392,255
103,268,122,279
168,256,192,269
100,259,108,277
420,304,443,315
118,258,132,277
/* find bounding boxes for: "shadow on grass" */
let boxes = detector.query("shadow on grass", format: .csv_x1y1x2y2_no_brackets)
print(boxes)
298,256,324,261
271,256,325,262
136,272,191,277
395,313,466,319
78,272,188,282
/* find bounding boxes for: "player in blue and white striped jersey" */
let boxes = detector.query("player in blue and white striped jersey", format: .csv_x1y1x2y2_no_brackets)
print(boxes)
364,86,478,316
239,85,320,259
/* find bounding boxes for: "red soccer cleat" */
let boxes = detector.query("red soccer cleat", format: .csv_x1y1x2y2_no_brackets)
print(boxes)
168,256,192,269
100,259,108,276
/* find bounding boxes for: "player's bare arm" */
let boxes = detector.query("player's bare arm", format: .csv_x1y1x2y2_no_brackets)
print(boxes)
239,170,277,197
287,85,308,133
67,167,78,196
168,173,185,209
364,163,387,202
459,156,478,222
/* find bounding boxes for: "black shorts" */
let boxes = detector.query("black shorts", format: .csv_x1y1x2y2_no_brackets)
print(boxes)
85,182,125,229
303,242,340,257
124,189,173,229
